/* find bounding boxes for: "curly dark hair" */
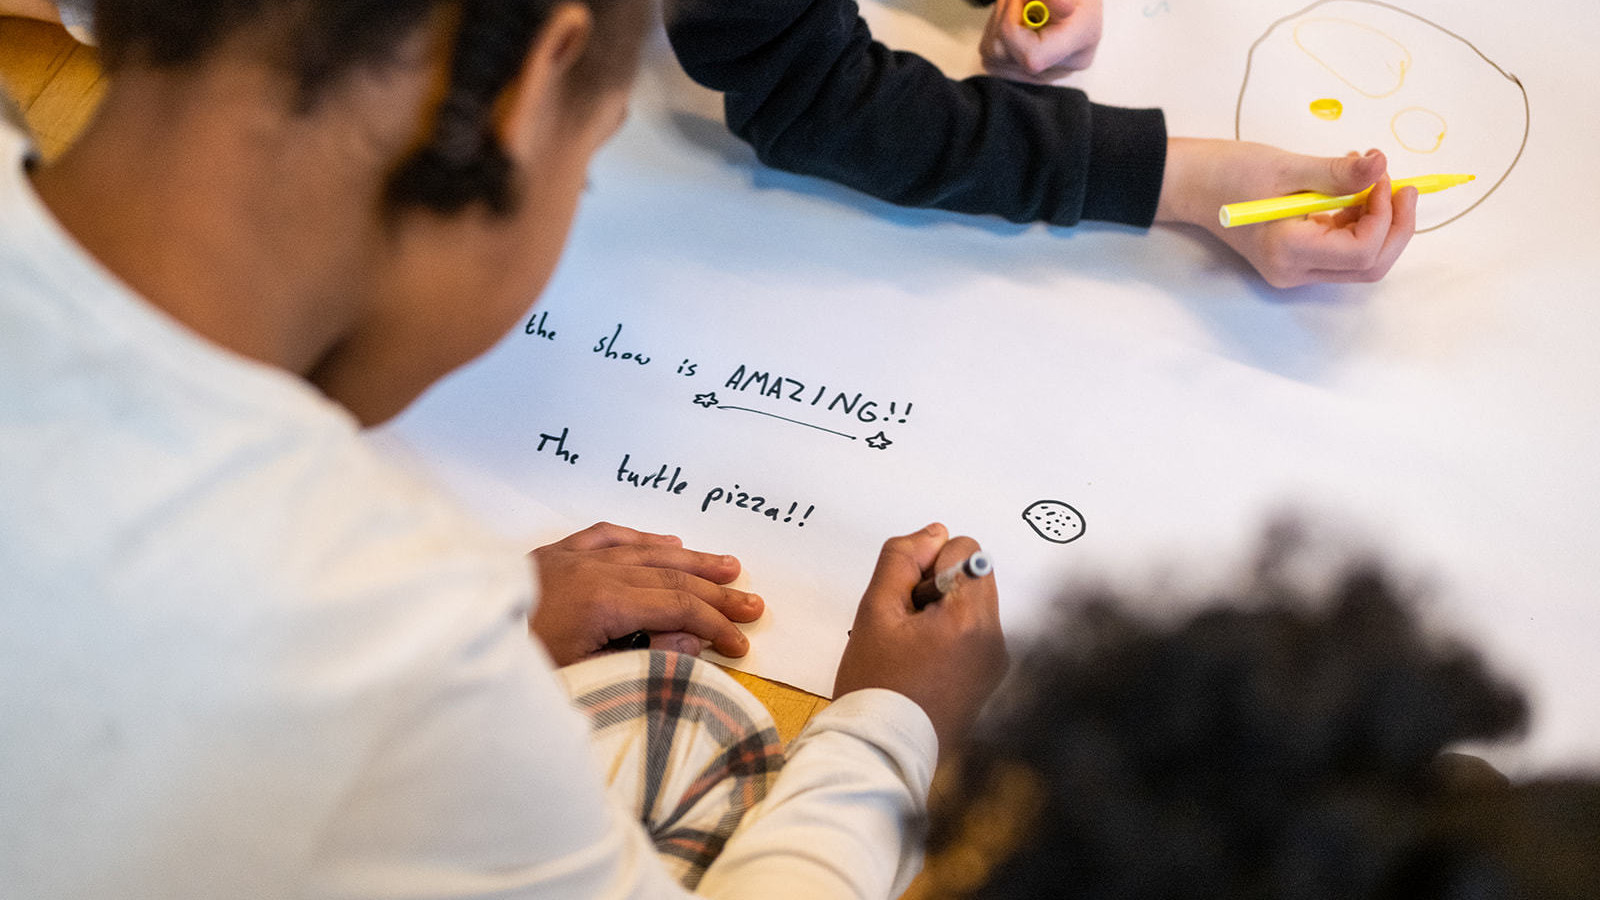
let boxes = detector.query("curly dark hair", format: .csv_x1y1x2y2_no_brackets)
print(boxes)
921,535,1600,899
90,0,648,215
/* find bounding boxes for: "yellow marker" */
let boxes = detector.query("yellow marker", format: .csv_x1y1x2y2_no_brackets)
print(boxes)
1022,0,1050,29
1218,173,1476,227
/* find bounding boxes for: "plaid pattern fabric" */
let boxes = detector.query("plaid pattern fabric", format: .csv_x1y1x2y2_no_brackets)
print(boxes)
557,650,786,889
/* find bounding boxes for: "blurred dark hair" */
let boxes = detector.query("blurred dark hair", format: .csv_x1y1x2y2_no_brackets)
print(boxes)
922,532,1600,898
91,0,649,215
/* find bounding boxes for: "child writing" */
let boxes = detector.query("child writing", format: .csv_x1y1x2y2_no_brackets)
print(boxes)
664,0,1417,288
0,1,1007,896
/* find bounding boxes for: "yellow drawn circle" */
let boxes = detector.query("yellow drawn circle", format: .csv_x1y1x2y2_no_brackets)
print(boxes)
1309,97,1344,120
1391,106,1447,153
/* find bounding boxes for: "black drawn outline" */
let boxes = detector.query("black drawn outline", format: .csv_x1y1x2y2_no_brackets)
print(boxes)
1022,499,1088,545
1234,0,1529,233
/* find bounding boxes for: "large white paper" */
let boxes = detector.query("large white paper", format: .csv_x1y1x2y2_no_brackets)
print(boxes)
378,0,1600,769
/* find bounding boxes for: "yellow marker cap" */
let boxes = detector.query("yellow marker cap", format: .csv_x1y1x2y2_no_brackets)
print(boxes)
1022,1,1050,29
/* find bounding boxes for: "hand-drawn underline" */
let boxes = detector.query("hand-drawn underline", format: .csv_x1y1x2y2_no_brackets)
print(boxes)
694,392,894,449
718,404,858,440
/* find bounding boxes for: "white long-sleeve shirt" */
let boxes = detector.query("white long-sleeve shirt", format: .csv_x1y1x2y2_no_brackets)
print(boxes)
0,121,936,899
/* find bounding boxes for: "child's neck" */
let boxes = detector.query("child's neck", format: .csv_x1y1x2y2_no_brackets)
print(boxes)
29,64,379,380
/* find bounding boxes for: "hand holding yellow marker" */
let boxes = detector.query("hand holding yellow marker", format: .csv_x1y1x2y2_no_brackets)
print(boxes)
1219,174,1475,227
1022,0,1050,29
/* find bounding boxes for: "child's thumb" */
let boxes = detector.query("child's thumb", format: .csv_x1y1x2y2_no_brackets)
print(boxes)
1314,148,1387,195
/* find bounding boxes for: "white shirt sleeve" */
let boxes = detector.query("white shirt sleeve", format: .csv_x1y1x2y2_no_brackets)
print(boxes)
300,601,685,899
697,689,939,900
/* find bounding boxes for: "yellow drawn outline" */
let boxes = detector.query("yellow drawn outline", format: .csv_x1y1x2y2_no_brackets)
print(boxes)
1390,105,1447,153
1292,17,1412,99
1235,0,1530,232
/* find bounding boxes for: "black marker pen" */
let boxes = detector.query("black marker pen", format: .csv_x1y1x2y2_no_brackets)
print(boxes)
601,630,651,652
911,550,992,610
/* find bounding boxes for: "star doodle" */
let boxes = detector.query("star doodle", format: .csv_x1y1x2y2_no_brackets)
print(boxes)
865,431,893,450
693,392,720,408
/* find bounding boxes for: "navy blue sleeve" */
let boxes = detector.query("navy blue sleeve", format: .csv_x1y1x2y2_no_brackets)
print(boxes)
663,0,1167,227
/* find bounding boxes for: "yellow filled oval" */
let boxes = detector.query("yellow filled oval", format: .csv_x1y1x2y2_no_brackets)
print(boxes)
1309,97,1344,120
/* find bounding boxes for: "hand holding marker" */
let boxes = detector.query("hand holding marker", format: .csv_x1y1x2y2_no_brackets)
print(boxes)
912,550,994,610
1219,173,1475,227
620,548,994,647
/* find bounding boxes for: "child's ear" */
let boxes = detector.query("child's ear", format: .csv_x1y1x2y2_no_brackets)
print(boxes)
494,2,594,162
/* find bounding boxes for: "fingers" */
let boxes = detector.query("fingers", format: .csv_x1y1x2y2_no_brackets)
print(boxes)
834,527,1008,753
1337,148,1388,193
596,558,761,656
1339,173,1406,265
928,539,999,617
623,589,753,658
1301,193,1415,283
645,630,705,656
590,559,761,647
983,0,1101,78
1167,139,1415,288
860,523,949,616
859,524,997,620
602,540,745,587
1383,183,1419,262
636,564,764,623
1281,176,1415,283
548,525,743,586
1055,44,1098,72
1286,147,1385,196
1248,149,1416,286
530,523,759,664
1275,176,1393,272
922,537,988,604
551,521,683,553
